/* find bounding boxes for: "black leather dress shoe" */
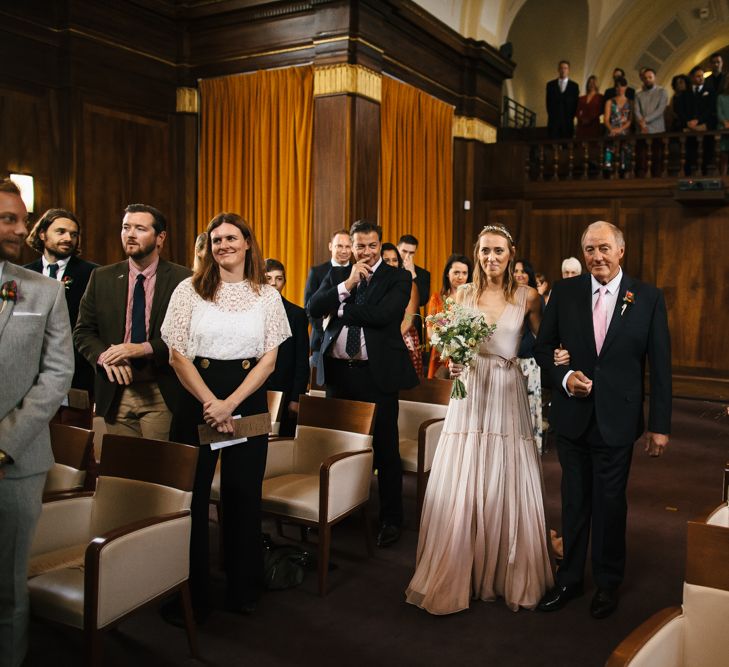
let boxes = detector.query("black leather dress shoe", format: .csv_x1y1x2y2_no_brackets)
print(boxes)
537,584,584,612
376,523,401,548
590,588,618,619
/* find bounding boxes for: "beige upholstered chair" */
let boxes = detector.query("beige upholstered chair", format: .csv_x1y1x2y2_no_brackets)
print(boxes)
398,378,452,517
262,394,376,596
44,423,95,497
606,506,729,667
28,435,199,666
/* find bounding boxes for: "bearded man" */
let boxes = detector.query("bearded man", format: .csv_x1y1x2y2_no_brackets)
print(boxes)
74,204,190,438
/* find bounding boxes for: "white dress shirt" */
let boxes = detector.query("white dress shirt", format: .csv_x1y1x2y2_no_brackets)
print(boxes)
42,255,70,281
562,268,623,395
559,77,569,93
330,258,383,360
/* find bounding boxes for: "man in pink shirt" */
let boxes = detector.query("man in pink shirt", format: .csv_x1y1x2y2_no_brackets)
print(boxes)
74,204,191,439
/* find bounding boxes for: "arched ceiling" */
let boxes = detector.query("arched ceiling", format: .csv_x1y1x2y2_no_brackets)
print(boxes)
414,0,729,113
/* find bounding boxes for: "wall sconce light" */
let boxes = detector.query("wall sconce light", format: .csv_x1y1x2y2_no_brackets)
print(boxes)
9,173,34,213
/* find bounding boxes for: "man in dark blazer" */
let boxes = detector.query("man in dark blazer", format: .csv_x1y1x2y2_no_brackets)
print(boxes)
74,204,190,440
0,179,73,667
604,67,636,101
397,234,430,347
25,208,98,394
684,65,718,175
309,220,419,547
535,221,671,619
546,60,579,139
265,258,309,437
303,229,352,370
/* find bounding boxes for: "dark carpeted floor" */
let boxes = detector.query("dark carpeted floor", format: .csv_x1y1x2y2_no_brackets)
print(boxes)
26,398,729,667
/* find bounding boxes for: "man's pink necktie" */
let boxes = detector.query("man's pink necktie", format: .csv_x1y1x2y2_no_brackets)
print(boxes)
593,285,608,355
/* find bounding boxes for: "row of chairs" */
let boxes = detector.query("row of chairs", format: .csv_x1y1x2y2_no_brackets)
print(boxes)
30,381,453,665
606,464,729,667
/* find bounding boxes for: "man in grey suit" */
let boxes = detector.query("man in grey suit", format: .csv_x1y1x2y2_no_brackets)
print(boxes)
0,179,73,667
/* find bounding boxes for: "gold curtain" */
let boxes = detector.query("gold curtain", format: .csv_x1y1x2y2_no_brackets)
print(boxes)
380,76,454,289
198,66,313,304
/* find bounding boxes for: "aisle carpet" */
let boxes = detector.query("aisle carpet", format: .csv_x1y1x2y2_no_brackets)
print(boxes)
26,398,729,667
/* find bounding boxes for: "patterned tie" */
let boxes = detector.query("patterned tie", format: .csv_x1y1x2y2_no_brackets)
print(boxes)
48,263,59,279
345,279,368,358
593,285,608,355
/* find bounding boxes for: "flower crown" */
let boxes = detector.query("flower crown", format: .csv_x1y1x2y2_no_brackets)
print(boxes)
481,225,514,245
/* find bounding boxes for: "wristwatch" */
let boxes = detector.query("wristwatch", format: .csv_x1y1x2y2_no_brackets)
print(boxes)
0,450,13,467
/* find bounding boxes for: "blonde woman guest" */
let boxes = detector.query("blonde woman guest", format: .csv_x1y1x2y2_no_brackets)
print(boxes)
161,213,290,623
426,254,472,378
406,226,569,615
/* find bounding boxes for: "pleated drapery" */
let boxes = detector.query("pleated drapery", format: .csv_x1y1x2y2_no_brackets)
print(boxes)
198,66,313,304
380,76,454,285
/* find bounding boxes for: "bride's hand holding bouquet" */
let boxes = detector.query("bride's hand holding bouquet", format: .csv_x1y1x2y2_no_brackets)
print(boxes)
426,296,496,399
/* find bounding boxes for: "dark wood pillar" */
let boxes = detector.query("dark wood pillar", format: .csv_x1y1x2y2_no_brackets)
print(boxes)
311,66,381,265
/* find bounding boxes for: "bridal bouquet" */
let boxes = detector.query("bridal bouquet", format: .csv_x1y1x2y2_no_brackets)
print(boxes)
426,297,496,399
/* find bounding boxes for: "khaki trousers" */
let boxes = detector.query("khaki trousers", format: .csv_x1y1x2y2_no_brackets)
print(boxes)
105,381,172,441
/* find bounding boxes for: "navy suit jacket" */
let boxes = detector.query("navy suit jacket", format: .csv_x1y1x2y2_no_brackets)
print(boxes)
268,296,309,403
25,255,98,392
25,255,98,328
308,262,419,394
304,260,351,355
535,272,671,446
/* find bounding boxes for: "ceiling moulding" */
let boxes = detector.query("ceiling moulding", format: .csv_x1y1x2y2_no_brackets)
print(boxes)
453,116,496,143
313,64,382,102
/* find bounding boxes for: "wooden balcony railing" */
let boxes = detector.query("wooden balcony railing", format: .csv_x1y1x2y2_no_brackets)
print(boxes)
522,129,729,182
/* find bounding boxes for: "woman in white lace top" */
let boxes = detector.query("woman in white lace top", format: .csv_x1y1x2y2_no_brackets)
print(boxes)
161,212,290,622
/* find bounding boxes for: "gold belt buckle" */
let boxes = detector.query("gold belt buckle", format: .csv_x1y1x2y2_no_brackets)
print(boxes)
200,358,210,369
242,359,251,370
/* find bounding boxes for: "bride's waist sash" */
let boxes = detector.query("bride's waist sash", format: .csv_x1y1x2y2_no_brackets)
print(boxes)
479,352,518,368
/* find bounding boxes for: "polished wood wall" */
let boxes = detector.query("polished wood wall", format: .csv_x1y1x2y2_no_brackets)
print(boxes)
0,1,196,268
1,0,512,271
475,143,729,400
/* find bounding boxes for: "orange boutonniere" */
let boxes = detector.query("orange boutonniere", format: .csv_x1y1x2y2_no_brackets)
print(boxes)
0,280,18,314
621,290,635,316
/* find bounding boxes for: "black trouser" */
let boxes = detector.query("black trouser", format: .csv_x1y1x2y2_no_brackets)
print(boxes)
555,416,634,590
170,357,268,610
324,357,403,527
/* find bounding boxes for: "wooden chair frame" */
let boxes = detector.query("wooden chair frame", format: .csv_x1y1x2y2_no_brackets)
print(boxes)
31,435,199,667
264,394,377,596
44,423,95,499
606,511,729,666
398,378,452,517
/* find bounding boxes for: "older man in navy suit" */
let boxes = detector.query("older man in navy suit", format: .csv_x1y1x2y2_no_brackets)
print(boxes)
535,221,671,619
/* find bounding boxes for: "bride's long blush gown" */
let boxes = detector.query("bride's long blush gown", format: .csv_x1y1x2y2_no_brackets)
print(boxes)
405,284,554,614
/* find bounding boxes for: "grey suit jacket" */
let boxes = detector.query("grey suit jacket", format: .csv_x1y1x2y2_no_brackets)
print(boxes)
0,264,73,478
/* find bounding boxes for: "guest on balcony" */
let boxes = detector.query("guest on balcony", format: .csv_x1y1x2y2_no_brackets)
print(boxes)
717,75,729,175
546,60,579,139
576,76,604,139
603,77,633,176
635,68,668,176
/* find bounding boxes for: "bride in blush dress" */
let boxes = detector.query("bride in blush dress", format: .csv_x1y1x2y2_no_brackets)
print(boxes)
406,225,566,615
